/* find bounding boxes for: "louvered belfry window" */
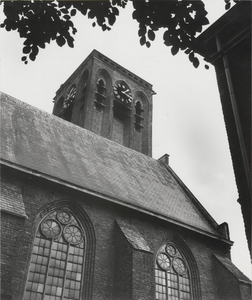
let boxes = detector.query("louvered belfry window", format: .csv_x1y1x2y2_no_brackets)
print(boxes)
24,210,85,300
155,243,192,300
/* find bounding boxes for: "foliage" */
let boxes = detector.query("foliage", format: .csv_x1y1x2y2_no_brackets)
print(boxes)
0,0,234,66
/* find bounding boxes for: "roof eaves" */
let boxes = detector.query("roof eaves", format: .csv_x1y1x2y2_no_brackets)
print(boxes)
194,2,250,60
92,49,155,93
1,159,233,246
54,49,155,98
196,3,247,44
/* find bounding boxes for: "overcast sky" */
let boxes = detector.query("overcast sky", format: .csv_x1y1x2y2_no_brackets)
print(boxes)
1,0,251,278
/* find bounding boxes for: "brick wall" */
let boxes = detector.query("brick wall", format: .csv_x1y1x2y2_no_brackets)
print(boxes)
113,225,133,300
1,166,246,300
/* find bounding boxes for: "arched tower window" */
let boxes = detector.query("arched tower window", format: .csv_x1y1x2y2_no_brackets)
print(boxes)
155,243,192,300
94,78,107,110
80,70,89,112
134,100,144,132
24,209,87,300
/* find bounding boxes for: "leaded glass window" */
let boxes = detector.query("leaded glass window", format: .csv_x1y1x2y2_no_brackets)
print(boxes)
155,243,191,300
24,210,85,300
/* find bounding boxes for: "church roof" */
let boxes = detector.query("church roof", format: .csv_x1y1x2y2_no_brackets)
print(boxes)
0,92,230,243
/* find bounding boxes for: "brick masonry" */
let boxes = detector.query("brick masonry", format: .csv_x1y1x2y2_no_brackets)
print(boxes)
1,165,251,300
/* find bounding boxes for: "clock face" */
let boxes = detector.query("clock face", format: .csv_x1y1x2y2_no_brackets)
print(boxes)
114,82,132,104
63,86,77,109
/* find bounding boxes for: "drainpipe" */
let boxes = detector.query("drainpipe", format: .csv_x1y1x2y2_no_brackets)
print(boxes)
215,35,251,195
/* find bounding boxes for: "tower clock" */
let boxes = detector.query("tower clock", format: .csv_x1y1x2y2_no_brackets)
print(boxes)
113,82,133,104
53,50,154,156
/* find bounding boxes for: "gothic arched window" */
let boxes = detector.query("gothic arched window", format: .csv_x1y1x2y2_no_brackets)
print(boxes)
155,243,192,300
80,70,89,112
134,100,144,132
94,78,107,110
24,209,86,300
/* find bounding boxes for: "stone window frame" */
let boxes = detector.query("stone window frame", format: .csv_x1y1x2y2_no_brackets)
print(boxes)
94,77,107,110
23,200,95,300
155,238,201,300
134,100,144,132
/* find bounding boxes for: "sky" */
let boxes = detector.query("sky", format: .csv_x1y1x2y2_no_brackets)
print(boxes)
1,1,251,279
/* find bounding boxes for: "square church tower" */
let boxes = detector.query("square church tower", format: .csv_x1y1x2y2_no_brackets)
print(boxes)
53,50,154,156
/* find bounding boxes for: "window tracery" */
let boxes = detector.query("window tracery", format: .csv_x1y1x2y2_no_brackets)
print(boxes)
24,210,85,300
155,243,191,300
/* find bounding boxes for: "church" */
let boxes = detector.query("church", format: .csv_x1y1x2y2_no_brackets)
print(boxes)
1,49,251,300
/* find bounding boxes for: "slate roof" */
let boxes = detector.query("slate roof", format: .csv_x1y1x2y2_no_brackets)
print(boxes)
116,220,152,253
1,181,27,218
0,92,230,243
214,254,251,284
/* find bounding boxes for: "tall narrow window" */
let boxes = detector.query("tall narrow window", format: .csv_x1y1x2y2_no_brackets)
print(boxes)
94,78,106,110
24,210,85,300
134,100,144,132
155,243,192,300
80,70,89,113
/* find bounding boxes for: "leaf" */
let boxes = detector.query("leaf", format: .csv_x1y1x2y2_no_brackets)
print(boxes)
21,56,27,61
29,52,36,61
70,9,76,17
56,35,65,47
225,3,231,10
205,64,210,70
140,35,146,46
171,45,179,56
63,15,70,20
32,45,39,57
163,30,173,46
189,52,194,62
147,29,155,41
23,46,30,54
67,36,74,48
60,8,69,14
193,57,199,68
138,25,146,37
132,10,137,20
102,24,107,31
88,10,95,19
112,7,119,16
108,14,116,26
201,16,209,26
146,41,151,48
